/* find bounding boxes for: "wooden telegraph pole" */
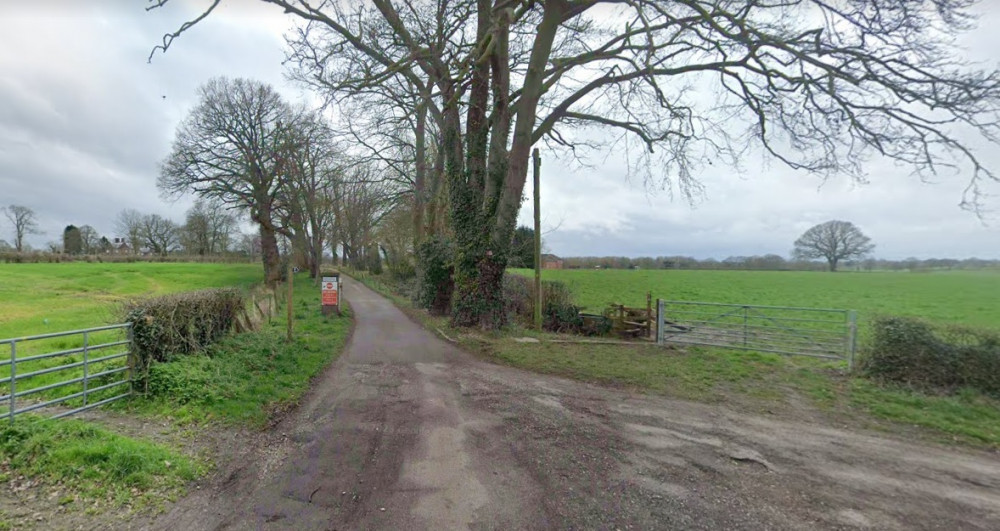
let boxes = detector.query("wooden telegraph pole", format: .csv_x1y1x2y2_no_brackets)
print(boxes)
533,148,542,330
286,261,294,342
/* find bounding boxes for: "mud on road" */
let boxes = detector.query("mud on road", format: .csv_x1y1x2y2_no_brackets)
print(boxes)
149,280,1000,530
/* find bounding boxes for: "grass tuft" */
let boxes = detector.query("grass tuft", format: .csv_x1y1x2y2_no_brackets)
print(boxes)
0,416,200,507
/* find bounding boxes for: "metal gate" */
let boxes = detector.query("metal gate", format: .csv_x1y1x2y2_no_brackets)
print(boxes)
1,324,133,423
655,300,857,368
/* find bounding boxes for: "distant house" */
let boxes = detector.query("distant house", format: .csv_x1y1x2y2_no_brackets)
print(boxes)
110,237,131,254
541,254,563,270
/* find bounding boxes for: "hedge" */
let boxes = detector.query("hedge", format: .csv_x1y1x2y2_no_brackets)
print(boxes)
120,289,248,382
861,316,1000,396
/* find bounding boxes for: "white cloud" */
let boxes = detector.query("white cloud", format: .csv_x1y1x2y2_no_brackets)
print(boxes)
1,1,998,259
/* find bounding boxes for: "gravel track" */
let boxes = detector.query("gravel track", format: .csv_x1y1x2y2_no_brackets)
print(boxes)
149,279,1000,530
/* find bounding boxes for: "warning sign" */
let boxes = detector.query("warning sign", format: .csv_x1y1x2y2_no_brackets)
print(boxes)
321,276,339,306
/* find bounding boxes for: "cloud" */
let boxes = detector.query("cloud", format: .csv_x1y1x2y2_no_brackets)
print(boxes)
1,1,998,259
519,142,1000,259
0,1,298,245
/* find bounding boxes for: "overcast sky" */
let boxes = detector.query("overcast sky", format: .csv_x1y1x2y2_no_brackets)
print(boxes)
1,1,998,260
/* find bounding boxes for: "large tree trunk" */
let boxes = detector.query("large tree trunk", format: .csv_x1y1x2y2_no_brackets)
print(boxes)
310,234,322,279
448,1,563,330
449,0,494,328
413,98,427,248
426,142,446,236
260,224,282,285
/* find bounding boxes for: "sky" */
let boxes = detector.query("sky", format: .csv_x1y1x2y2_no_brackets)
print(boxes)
1,1,998,260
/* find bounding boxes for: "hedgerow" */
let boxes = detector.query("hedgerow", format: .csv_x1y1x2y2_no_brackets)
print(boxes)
119,289,247,383
861,316,1000,396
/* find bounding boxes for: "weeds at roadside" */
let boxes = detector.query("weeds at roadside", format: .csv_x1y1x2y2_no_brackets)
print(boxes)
0,416,201,510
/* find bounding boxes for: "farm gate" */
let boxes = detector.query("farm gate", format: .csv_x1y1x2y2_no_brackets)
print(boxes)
1,324,133,424
655,300,857,367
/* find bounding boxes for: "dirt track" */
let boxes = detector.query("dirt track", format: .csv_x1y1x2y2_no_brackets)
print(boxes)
149,279,1000,530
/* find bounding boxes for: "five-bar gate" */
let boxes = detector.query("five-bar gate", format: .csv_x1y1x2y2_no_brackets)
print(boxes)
1,324,133,423
655,300,857,368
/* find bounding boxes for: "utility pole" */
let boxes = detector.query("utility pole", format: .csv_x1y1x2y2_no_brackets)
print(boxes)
286,260,294,342
533,148,542,330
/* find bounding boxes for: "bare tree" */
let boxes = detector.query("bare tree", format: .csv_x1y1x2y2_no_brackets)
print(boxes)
180,199,238,256
793,220,875,272
141,214,179,256
332,162,399,268
114,209,145,254
158,77,294,283
285,21,440,248
276,108,344,278
78,225,101,255
150,0,1000,329
376,201,415,273
2,205,42,252
237,231,263,261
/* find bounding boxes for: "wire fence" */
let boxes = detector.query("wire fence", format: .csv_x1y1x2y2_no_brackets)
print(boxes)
1,324,133,424
655,300,857,367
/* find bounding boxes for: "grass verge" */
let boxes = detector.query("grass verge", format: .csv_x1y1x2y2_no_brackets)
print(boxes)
474,337,1000,447
1,272,352,524
0,416,200,509
115,273,352,427
353,270,1000,449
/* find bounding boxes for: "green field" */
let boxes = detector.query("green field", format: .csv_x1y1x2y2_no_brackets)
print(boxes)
512,269,1000,330
0,262,263,340
1,262,263,417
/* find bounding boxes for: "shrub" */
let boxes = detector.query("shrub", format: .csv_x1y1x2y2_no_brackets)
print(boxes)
502,275,574,321
861,316,1000,396
502,274,532,322
415,237,454,315
386,257,416,282
501,274,609,335
120,289,247,382
542,300,584,333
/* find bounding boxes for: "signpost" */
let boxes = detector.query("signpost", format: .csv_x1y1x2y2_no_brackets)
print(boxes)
321,271,341,316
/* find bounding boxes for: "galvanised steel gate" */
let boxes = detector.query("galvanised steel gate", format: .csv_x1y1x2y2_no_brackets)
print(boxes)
655,300,857,368
1,324,133,423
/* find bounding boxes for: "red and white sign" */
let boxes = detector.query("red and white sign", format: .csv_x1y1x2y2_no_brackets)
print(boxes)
322,276,339,306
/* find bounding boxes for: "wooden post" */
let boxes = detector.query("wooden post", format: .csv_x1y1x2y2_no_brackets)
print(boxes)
286,261,294,342
656,299,664,345
533,148,542,330
646,292,652,338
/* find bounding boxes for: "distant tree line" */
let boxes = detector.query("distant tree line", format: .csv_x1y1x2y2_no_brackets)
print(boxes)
559,255,1000,272
0,200,260,259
